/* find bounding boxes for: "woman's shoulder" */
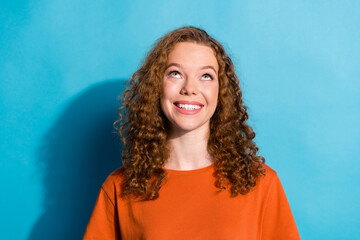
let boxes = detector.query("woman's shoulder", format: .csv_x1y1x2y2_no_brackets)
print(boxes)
100,167,125,198
252,163,280,193
104,166,125,183
263,163,277,178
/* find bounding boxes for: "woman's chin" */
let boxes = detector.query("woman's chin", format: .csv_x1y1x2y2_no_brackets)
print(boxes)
168,121,210,135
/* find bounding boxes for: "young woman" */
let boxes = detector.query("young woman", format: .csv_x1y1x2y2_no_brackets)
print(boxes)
83,26,300,239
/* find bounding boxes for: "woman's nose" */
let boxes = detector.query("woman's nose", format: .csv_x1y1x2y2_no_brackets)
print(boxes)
180,77,198,95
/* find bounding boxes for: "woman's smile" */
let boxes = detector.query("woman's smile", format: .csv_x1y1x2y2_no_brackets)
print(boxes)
173,100,204,114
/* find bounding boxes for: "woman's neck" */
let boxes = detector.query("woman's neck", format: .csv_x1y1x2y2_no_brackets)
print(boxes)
164,124,214,170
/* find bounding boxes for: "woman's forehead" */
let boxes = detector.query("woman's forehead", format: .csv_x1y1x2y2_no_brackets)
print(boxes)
166,42,218,71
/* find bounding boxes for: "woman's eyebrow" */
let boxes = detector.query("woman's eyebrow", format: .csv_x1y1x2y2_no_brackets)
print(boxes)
166,63,217,74
200,65,217,74
166,63,181,69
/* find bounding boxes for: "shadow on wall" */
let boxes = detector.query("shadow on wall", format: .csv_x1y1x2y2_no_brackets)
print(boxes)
28,80,127,240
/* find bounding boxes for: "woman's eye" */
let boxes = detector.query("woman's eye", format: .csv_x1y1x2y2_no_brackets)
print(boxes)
169,71,181,78
202,74,213,80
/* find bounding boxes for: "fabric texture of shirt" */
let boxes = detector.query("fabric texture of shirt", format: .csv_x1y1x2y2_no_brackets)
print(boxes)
83,164,301,240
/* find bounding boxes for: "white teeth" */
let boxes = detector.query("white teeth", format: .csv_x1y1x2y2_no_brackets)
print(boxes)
177,104,201,110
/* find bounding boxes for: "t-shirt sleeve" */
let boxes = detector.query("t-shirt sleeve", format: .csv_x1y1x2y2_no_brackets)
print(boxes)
261,172,301,240
83,177,121,240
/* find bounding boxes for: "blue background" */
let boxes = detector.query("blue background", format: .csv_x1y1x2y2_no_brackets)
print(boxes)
1,1,359,239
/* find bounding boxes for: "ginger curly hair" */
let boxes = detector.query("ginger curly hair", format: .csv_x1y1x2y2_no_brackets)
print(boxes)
115,26,265,201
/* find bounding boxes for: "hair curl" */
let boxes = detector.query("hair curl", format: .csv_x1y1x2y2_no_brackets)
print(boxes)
114,26,265,201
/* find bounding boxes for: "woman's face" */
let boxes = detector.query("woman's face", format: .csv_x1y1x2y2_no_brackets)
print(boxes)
160,42,219,134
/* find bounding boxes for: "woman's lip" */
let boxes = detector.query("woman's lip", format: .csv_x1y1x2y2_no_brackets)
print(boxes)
173,103,203,115
173,100,204,106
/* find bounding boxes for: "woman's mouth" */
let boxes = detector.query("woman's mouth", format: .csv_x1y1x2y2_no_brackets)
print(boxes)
175,103,202,110
173,101,204,115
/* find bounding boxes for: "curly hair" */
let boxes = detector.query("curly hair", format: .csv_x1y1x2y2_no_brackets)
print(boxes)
115,26,265,201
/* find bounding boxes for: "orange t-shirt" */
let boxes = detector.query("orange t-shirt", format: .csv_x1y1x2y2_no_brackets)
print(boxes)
83,164,300,240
